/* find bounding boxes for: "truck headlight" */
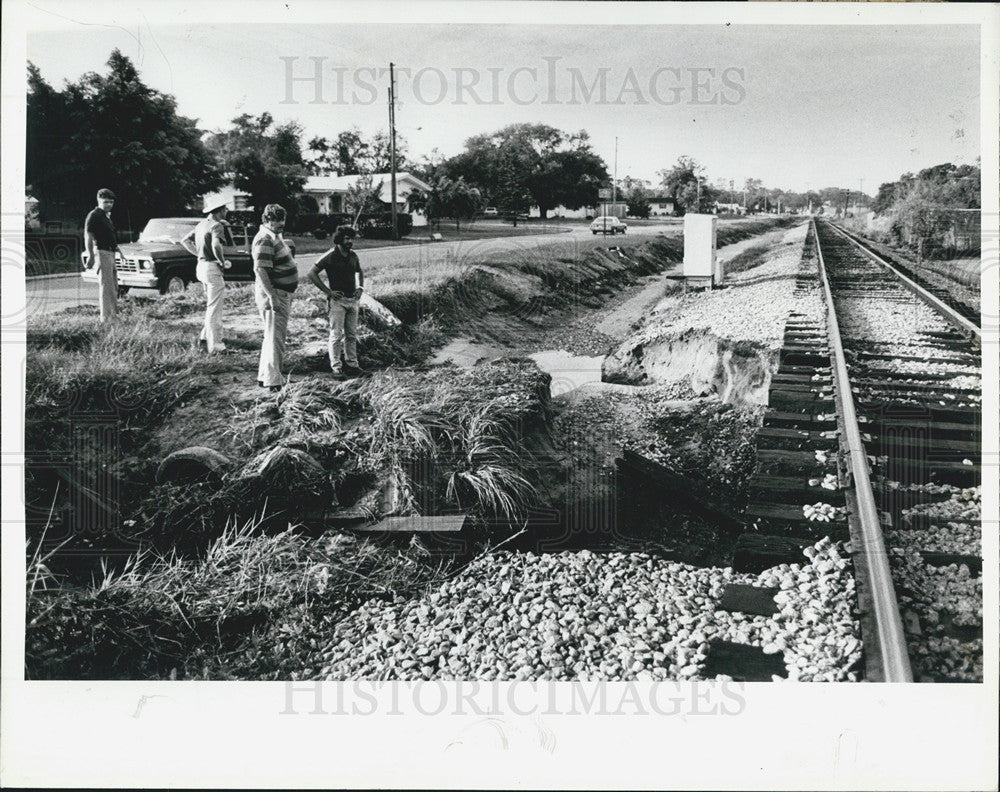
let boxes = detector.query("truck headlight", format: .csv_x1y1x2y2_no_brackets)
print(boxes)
139,259,151,270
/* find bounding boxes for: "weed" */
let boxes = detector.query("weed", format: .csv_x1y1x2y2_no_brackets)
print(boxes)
26,515,450,679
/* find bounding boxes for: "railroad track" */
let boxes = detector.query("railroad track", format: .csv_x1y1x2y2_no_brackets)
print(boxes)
742,218,982,682
829,222,981,329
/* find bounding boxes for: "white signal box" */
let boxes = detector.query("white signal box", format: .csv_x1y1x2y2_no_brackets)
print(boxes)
683,213,719,286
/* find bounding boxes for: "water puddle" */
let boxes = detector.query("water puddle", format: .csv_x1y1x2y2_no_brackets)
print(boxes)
528,350,604,396
430,339,505,367
432,340,605,397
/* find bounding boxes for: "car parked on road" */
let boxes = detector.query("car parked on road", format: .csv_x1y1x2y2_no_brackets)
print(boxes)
483,206,499,217
81,217,295,295
590,216,627,235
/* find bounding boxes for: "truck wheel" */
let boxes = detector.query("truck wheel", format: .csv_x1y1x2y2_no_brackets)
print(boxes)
159,273,189,295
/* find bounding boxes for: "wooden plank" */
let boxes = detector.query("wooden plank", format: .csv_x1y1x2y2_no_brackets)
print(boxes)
360,515,468,533
719,584,779,616
702,640,786,681
732,533,808,573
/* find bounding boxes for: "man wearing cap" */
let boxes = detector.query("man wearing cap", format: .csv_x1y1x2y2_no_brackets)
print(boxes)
182,200,232,353
84,188,119,323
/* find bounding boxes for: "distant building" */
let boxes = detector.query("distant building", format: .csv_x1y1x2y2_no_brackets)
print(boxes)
529,204,594,219
714,202,746,216
302,172,432,227
200,183,253,213
648,195,676,217
201,172,433,226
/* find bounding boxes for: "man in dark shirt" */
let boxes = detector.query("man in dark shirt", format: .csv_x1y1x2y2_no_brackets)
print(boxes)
307,225,364,377
84,188,119,322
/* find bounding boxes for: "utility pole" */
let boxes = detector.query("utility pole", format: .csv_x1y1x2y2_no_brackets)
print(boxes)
388,62,398,240
612,136,618,216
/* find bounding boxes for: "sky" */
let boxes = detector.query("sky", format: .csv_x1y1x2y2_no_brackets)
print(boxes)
18,7,985,194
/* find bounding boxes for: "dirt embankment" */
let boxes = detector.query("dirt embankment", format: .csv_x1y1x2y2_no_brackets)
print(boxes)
603,222,810,404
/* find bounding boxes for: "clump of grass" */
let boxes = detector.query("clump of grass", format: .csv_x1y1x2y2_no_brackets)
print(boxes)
26,516,450,679
722,243,772,275
228,378,352,453
352,361,547,523
25,313,208,555
444,396,537,520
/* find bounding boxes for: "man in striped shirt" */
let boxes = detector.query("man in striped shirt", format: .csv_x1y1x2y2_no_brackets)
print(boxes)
252,203,299,391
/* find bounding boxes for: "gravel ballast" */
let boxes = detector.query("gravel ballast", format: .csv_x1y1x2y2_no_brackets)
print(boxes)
637,222,816,351
316,538,861,682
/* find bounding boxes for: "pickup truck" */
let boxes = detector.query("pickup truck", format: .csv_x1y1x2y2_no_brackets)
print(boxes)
81,217,295,295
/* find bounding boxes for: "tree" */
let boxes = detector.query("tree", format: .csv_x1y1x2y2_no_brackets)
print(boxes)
494,149,532,226
369,130,408,173
26,51,222,232
306,127,367,176
625,184,651,219
205,113,308,217
305,127,409,175
658,156,716,215
344,174,385,225
532,149,606,215
425,176,482,232
442,123,609,219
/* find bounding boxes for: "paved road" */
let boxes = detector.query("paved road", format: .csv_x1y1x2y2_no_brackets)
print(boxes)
22,223,681,318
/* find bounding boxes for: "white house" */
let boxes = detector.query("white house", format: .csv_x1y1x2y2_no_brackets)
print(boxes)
302,172,432,227
528,204,596,220
201,183,254,213
528,201,628,220
648,196,676,217
201,171,432,227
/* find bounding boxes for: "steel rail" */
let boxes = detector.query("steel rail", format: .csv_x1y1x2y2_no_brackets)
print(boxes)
811,219,914,683
826,221,981,339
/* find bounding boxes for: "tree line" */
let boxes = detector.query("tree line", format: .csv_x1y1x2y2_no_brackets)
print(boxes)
25,50,980,239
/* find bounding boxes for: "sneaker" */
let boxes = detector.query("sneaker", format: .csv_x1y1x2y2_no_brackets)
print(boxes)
343,363,364,376
330,369,345,380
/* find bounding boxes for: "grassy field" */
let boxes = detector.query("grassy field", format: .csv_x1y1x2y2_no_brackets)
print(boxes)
288,220,573,254
23,215,799,679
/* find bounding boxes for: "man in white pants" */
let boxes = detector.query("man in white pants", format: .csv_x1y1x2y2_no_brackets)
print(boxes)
251,204,298,391
84,188,119,323
182,201,231,353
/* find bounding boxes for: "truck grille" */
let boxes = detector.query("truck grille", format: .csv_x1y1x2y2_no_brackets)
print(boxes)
119,258,142,273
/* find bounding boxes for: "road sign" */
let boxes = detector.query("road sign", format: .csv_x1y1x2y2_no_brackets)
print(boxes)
598,188,612,200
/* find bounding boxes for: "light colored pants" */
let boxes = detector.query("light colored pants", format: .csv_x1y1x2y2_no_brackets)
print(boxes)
255,284,293,387
328,295,359,372
95,250,117,323
196,260,226,352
